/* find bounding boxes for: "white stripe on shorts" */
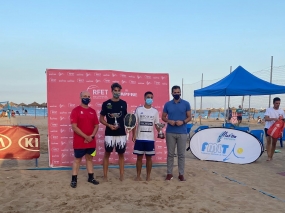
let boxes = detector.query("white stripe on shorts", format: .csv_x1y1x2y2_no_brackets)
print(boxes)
105,136,127,149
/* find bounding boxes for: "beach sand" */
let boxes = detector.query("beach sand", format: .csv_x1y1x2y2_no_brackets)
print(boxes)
0,116,285,213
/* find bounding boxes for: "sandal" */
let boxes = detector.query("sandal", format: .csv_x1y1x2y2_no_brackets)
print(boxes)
88,178,99,185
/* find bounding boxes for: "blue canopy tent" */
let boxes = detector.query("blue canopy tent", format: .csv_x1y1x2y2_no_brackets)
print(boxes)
194,66,285,121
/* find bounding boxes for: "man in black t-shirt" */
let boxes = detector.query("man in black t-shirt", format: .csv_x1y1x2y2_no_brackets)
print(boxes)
100,82,127,181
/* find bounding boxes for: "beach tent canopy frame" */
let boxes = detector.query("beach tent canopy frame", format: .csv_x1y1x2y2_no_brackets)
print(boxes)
193,66,285,122
194,66,285,97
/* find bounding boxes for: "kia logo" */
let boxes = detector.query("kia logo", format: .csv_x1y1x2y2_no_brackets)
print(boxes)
18,134,40,151
77,79,84,83
68,103,75,108
120,74,126,78
51,110,57,114
104,79,110,83
50,78,57,82
52,148,59,152
145,75,151,79
67,72,74,76
96,103,102,107
95,73,101,76
154,81,160,85
0,134,12,151
129,80,136,84
51,123,58,127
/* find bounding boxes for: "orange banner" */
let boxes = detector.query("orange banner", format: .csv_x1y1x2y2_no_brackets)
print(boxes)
0,126,40,159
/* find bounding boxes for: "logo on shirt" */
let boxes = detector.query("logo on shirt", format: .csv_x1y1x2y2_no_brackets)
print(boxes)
81,111,83,114
107,103,112,109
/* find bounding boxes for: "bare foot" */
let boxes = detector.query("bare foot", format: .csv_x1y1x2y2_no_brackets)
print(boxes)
266,157,272,161
135,176,142,181
119,175,124,181
146,177,151,181
103,177,108,182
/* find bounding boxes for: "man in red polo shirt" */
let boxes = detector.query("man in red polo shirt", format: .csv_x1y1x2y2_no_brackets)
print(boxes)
70,91,99,188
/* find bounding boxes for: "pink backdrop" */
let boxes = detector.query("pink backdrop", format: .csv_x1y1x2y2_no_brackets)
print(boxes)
46,69,169,167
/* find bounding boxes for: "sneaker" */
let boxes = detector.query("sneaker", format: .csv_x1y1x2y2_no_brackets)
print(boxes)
165,174,173,181
70,181,77,188
88,178,99,185
178,175,186,181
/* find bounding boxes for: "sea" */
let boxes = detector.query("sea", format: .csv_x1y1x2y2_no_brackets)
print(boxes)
0,106,48,117
0,106,265,120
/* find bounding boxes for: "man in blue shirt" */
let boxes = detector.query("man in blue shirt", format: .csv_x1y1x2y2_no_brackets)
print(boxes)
162,85,191,181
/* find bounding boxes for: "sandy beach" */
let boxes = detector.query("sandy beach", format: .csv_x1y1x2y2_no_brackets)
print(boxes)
0,116,285,213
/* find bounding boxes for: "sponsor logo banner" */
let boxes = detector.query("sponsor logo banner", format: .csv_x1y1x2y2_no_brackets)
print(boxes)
190,128,262,164
0,126,40,159
47,69,169,167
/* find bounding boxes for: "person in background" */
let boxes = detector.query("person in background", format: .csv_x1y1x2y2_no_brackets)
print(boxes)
264,97,285,161
236,105,243,126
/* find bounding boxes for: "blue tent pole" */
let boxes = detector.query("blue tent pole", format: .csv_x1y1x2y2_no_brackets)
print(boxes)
224,96,226,125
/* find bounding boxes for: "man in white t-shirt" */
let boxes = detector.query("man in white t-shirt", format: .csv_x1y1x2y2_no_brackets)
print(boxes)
264,97,285,161
132,91,160,181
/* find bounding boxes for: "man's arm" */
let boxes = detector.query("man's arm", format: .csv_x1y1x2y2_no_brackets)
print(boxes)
264,115,278,121
184,110,192,123
91,124,99,138
71,123,92,142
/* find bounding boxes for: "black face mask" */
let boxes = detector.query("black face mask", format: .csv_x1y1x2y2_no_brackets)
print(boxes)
81,98,90,105
173,94,181,100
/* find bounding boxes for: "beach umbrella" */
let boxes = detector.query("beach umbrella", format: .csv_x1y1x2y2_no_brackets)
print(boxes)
28,102,40,118
9,102,18,107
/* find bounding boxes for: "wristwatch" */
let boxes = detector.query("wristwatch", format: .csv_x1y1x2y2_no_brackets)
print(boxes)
91,135,95,139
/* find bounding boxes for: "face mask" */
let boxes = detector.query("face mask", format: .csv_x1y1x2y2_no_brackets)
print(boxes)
113,92,121,99
173,94,181,100
81,98,90,105
145,98,153,105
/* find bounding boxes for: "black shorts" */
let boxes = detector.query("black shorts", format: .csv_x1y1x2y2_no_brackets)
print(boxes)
264,128,269,137
74,148,96,158
133,140,155,156
237,116,242,121
104,136,127,154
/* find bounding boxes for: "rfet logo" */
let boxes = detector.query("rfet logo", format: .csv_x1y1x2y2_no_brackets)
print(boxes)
87,85,108,99
18,134,40,151
0,134,12,150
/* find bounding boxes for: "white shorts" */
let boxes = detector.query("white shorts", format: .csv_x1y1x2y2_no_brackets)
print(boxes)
104,135,127,153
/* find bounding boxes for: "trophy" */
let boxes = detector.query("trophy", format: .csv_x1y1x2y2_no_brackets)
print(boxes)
156,123,165,139
111,113,120,128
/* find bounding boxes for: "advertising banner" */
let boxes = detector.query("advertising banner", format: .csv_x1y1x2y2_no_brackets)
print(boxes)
190,128,263,164
0,125,40,159
47,69,169,167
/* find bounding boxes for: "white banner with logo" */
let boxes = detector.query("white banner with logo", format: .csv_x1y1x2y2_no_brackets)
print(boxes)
190,128,263,164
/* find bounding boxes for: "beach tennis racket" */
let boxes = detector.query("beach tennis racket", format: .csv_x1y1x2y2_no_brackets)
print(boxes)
124,113,136,140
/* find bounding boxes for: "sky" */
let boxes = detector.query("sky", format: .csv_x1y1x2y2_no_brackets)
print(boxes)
1,0,285,104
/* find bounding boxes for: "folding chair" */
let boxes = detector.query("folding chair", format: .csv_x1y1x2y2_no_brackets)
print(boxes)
186,123,194,140
234,126,249,132
250,130,264,150
194,125,209,133
222,122,235,128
